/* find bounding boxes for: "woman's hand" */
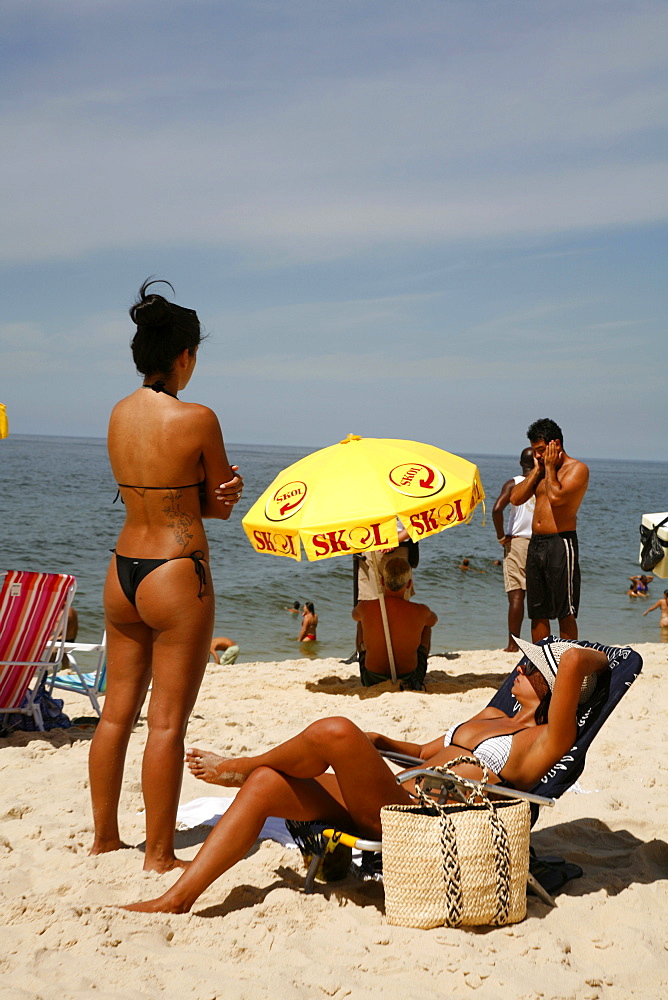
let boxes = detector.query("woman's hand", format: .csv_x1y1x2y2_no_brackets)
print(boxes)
215,466,244,506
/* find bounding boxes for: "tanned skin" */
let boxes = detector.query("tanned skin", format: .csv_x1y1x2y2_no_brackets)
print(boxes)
352,577,437,678
510,438,589,641
121,646,607,913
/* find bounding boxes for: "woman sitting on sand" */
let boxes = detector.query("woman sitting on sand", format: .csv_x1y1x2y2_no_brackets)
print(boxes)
89,279,242,874
125,637,608,912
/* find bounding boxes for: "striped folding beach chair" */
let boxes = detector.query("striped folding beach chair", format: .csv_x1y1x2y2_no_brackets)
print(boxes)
0,570,77,731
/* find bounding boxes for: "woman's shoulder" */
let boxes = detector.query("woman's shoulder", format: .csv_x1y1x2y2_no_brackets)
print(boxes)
477,707,507,720
176,399,218,419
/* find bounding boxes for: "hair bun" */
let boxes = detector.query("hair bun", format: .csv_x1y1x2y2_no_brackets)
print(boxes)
130,278,177,328
131,295,169,328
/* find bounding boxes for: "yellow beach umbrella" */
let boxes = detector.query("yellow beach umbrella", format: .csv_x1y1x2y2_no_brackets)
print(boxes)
242,435,484,683
0,404,8,439
242,434,484,562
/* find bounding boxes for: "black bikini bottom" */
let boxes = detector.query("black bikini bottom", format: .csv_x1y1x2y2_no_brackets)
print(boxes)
114,551,207,605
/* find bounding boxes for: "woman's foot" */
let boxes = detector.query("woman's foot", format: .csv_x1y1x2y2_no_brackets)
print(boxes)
143,856,190,874
89,838,133,856
185,747,248,787
122,893,191,914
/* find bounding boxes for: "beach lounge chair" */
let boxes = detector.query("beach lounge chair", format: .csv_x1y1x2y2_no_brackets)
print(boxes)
288,637,643,906
47,632,106,716
0,570,77,731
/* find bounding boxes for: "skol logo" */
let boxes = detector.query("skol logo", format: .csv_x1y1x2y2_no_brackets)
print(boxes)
264,481,307,521
388,463,445,499
252,530,298,558
310,522,391,558
409,498,467,536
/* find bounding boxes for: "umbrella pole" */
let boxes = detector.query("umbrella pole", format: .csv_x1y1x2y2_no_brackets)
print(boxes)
370,552,398,684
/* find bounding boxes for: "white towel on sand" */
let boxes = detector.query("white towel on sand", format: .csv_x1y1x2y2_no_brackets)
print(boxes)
176,795,299,848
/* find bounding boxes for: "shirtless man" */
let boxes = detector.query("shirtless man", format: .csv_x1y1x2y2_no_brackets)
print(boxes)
352,557,438,690
209,636,240,665
510,418,589,642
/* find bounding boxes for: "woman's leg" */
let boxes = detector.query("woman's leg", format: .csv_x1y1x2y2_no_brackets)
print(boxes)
187,716,407,827
124,766,350,912
89,563,153,855
227,717,414,835
125,721,414,914
133,559,214,872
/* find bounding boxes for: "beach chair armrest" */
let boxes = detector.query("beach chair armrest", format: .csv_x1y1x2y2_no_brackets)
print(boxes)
395,768,556,808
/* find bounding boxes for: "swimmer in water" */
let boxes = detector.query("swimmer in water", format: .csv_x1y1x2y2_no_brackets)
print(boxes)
642,590,668,628
298,602,318,642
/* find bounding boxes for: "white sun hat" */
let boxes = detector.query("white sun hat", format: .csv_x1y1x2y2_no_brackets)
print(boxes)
512,637,599,705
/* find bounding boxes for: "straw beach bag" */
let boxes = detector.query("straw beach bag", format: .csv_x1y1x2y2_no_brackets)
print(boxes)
381,756,530,929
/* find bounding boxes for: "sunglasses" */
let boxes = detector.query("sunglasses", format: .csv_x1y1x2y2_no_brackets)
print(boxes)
518,660,538,677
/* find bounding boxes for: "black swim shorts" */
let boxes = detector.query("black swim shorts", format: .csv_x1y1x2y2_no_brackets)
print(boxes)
526,531,580,621
358,645,428,689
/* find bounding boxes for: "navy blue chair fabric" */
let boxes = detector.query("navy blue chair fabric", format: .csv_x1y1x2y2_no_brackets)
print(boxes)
488,636,642,802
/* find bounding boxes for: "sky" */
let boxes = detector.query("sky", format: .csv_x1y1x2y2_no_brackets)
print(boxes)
1,0,666,460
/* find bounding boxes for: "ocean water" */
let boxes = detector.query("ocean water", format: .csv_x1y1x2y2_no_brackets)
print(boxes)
1,435,666,662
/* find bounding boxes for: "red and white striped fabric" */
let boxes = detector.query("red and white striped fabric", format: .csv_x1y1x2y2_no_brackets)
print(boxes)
0,571,77,714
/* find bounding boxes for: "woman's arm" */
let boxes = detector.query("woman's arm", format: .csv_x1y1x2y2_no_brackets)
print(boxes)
215,466,244,507
196,407,240,520
365,732,426,758
515,647,609,787
643,601,661,615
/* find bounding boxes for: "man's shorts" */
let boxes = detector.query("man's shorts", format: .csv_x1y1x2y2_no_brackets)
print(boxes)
503,536,530,592
220,644,240,665
358,645,428,690
526,532,580,621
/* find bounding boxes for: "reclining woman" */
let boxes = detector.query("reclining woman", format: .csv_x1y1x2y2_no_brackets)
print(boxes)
89,279,243,873
124,638,608,910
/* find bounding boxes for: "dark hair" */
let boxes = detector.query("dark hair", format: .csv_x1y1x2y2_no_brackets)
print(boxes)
130,278,202,377
527,418,563,447
304,601,315,614
534,689,551,726
519,447,534,470
293,601,300,610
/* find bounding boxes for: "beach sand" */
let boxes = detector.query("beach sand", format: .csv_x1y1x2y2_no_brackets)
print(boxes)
1,643,666,1000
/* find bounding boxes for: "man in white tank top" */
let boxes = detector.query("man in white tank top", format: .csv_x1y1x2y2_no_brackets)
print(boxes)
492,448,535,652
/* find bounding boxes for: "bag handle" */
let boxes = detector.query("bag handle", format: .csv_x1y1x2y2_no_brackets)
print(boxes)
413,754,494,813
412,753,514,926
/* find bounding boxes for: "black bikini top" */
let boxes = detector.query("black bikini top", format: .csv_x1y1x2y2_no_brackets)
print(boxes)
143,380,177,399
114,381,204,499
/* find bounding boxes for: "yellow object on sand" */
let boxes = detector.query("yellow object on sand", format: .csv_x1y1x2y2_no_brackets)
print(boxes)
242,434,484,562
0,403,8,439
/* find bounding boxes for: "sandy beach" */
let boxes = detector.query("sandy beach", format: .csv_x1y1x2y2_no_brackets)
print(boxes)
1,643,666,1000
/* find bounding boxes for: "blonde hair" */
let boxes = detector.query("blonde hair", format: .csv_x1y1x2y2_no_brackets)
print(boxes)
383,557,412,592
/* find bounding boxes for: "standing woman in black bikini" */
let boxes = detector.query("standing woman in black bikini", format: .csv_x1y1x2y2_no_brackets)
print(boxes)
89,279,243,873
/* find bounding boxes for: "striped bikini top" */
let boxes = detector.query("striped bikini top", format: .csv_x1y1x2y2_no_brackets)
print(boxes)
443,722,524,777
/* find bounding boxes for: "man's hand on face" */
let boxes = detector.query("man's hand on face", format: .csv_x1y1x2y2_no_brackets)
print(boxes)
531,448,546,478
544,439,563,471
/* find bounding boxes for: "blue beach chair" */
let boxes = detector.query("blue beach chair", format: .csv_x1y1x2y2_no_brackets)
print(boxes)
47,632,106,716
289,637,643,905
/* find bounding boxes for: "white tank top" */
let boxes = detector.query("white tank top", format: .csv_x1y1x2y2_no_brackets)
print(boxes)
506,475,534,538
